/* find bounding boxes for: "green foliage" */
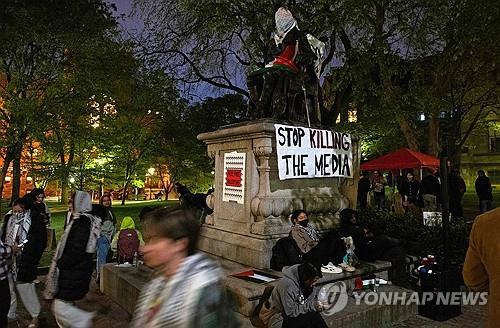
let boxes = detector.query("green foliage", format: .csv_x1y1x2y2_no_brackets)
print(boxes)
357,207,471,265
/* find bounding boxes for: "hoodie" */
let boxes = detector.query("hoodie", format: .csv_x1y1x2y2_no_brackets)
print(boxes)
111,216,144,252
268,264,319,327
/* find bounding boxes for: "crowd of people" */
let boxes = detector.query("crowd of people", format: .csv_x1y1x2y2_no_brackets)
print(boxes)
0,174,495,328
0,187,237,328
357,168,494,217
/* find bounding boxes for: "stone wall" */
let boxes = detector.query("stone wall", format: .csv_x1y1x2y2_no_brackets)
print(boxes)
198,119,360,269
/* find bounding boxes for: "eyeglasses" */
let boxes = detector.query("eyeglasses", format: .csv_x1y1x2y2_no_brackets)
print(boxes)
13,210,23,214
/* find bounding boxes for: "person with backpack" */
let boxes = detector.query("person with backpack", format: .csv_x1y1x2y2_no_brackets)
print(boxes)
111,217,143,264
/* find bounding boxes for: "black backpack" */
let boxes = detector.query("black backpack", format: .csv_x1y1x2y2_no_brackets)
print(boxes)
270,235,302,271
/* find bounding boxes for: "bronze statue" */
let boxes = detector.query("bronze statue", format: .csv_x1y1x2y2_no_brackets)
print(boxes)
247,7,325,126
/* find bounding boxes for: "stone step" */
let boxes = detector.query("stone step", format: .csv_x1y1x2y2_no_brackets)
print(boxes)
217,255,393,317
321,285,418,328
101,254,414,328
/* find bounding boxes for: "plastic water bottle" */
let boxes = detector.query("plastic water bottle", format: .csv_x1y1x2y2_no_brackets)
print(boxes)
374,277,380,292
318,285,329,306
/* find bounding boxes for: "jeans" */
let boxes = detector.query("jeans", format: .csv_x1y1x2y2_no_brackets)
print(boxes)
96,236,111,279
479,200,492,214
373,192,385,209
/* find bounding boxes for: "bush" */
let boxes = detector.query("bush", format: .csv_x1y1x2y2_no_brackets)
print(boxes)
357,208,471,265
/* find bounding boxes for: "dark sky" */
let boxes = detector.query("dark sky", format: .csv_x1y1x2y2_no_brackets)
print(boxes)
107,0,143,36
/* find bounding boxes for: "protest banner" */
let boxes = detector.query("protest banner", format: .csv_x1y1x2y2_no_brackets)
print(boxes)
275,124,353,180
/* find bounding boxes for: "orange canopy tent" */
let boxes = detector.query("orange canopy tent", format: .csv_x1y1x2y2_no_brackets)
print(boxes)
360,147,439,171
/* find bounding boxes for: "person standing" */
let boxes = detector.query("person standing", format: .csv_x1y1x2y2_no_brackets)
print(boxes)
421,169,441,211
463,207,500,327
0,240,16,328
91,204,111,283
475,170,493,213
44,191,102,328
98,194,116,267
1,197,47,328
99,195,116,227
371,171,387,209
131,207,239,328
30,189,51,227
401,171,422,214
357,171,370,209
449,169,466,219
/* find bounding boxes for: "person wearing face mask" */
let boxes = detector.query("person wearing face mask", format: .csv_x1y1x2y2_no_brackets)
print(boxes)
289,210,345,270
1,196,47,328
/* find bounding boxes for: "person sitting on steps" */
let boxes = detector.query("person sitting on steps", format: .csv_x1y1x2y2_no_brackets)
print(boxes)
289,209,346,271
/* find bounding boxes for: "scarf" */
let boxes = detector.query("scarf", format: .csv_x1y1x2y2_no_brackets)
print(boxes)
4,210,31,281
131,253,221,328
44,191,101,300
273,7,297,46
294,223,320,242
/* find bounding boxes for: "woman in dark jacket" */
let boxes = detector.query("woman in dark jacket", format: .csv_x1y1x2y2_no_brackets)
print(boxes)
44,191,101,328
1,196,47,327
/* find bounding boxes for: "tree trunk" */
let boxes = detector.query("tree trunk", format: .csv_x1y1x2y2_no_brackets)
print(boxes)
60,168,69,204
397,117,420,151
427,112,440,156
121,164,131,205
121,180,129,205
0,153,13,214
10,151,22,203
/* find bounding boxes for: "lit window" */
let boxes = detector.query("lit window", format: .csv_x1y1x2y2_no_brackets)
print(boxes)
348,110,358,122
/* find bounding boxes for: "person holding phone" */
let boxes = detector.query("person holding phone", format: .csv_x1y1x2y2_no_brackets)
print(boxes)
1,196,47,328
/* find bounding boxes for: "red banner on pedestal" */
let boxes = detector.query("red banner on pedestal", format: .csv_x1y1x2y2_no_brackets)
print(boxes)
225,169,242,187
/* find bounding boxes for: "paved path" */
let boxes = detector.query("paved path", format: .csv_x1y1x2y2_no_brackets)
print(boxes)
7,276,488,328
8,277,130,328
392,305,487,328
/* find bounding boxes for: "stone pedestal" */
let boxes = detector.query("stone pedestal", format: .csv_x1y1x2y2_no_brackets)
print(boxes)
197,119,360,269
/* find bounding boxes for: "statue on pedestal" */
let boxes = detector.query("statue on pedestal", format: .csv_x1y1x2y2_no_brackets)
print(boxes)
247,7,326,126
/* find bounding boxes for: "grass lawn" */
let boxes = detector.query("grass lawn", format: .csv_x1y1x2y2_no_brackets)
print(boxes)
39,199,178,267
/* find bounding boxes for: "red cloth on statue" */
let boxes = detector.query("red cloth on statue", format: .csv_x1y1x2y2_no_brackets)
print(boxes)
269,43,299,74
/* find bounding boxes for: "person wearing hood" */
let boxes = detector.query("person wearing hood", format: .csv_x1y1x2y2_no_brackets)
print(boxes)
44,191,102,328
1,196,46,327
289,210,345,270
339,209,407,284
111,216,144,264
268,262,326,328
131,207,239,328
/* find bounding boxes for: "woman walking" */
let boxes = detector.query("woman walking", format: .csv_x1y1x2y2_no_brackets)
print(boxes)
1,196,47,328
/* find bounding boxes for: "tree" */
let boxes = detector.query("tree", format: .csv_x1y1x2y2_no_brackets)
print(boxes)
0,0,120,203
105,68,179,204
133,0,499,164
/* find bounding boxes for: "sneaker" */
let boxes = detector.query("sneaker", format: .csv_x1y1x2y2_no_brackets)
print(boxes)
321,263,342,274
339,262,356,272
